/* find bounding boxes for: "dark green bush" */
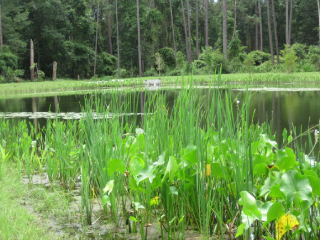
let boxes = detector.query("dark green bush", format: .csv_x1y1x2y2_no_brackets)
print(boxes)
97,52,118,76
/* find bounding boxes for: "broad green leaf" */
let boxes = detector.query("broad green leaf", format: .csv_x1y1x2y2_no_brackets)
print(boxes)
257,201,273,222
269,185,285,199
254,163,268,177
181,145,197,166
235,223,245,237
162,156,178,183
211,162,226,179
132,202,145,210
280,171,313,207
169,186,178,195
260,176,276,197
304,170,320,197
129,156,145,177
239,191,262,220
263,202,285,227
153,152,165,166
276,148,298,171
261,134,278,148
107,159,126,176
137,165,156,184
103,180,114,195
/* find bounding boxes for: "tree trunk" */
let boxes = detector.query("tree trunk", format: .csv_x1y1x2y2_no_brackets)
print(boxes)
196,0,199,58
204,0,209,47
0,5,3,46
93,0,100,77
255,2,258,50
288,0,293,45
186,0,192,61
181,0,191,63
137,0,142,76
266,0,274,65
222,0,228,60
286,0,289,45
116,0,120,78
106,0,113,55
52,61,57,81
232,0,237,41
169,0,177,65
30,39,34,81
271,0,279,64
258,0,263,51
317,0,320,46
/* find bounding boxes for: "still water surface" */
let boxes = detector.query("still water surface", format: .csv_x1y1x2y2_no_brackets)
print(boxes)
1,88,319,151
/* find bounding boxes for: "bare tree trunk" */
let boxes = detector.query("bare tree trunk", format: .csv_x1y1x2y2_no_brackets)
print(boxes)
317,0,320,45
52,61,57,81
223,0,228,60
0,5,3,46
106,0,113,55
204,0,209,47
186,0,192,61
30,39,34,81
137,0,142,76
93,0,100,77
258,0,263,51
255,2,259,50
271,0,279,64
286,0,289,45
116,0,120,78
181,0,191,63
266,0,274,65
288,0,293,45
169,0,177,65
196,0,199,58
232,0,237,41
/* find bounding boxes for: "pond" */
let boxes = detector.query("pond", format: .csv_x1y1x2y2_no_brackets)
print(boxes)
1,87,319,145
1,86,320,239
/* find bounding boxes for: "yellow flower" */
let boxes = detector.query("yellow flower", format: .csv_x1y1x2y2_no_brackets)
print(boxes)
150,196,159,206
276,213,299,240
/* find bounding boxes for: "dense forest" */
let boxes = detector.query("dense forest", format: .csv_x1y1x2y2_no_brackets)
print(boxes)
0,0,320,82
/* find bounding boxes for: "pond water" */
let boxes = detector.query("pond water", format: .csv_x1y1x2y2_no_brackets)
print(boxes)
1,87,320,152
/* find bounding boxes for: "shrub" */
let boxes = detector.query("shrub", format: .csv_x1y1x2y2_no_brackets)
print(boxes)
158,47,176,69
0,46,18,82
281,45,297,73
291,43,307,62
247,51,270,66
97,52,118,76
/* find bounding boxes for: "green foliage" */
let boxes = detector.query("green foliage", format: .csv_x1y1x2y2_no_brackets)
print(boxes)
228,37,246,61
281,45,298,74
176,51,186,72
199,47,229,74
97,52,118,76
0,46,18,82
247,51,271,66
291,43,307,62
158,47,176,69
243,54,255,74
154,53,164,76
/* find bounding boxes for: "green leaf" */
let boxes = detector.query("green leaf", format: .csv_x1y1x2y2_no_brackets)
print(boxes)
129,156,145,178
235,223,245,237
304,170,320,197
169,186,178,195
137,165,156,184
260,176,276,197
102,195,111,207
181,145,197,167
280,170,313,207
132,202,145,211
103,180,114,195
238,191,262,220
276,148,298,171
162,156,178,183
263,202,285,227
211,162,226,179
130,216,137,222
153,152,165,166
107,159,126,176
